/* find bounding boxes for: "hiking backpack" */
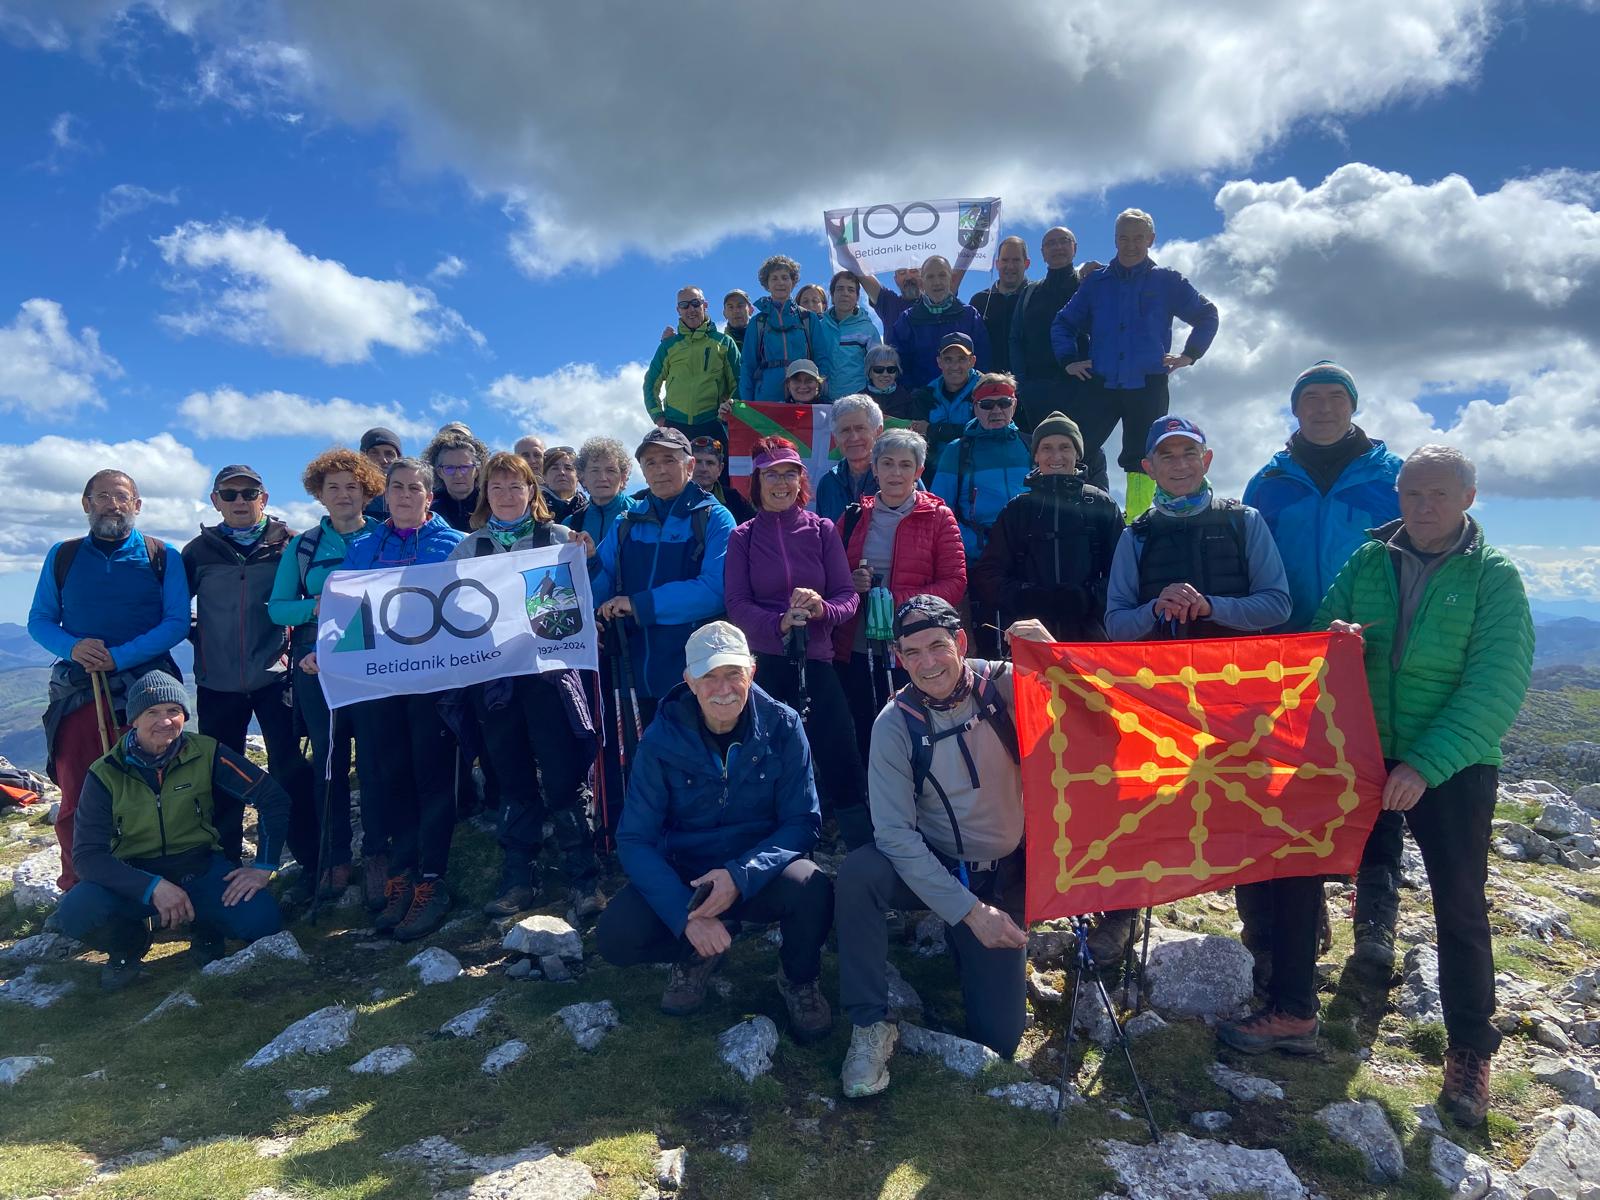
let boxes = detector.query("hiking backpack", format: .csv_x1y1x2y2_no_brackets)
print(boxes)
52,534,167,594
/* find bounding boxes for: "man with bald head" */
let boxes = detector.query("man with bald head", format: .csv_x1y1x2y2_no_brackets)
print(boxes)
968,236,1031,377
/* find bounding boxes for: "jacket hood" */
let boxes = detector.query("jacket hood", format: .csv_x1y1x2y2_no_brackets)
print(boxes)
959,417,1022,439
864,487,948,517
1263,436,1395,479
676,317,721,338
1023,466,1087,491
1369,514,1483,557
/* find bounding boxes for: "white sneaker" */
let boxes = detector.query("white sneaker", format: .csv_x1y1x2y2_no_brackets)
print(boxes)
841,1021,898,1099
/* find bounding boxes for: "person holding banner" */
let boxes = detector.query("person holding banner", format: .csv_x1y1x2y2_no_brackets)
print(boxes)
740,255,835,403
337,457,467,941
447,452,602,920
642,285,741,447
914,332,984,475
815,394,885,523
542,445,590,526
889,255,990,386
724,437,870,847
823,270,881,397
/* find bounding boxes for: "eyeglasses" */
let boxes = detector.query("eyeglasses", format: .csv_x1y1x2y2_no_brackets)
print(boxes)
217,488,262,501
869,366,899,376
90,491,136,506
677,299,706,309
438,464,476,476
759,468,802,483
976,398,1015,411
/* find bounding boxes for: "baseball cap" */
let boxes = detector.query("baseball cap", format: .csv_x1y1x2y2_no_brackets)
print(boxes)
1144,415,1207,457
212,464,263,491
785,358,821,380
635,427,693,459
937,332,976,356
360,427,403,454
685,620,755,678
892,595,963,640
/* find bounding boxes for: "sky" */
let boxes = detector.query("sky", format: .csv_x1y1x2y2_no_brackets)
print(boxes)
1,0,1599,625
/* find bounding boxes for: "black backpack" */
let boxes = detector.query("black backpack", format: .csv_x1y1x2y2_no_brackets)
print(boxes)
53,534,167,594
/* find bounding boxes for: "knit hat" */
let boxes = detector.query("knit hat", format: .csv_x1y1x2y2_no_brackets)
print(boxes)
360,427,403,454
126,671,189,723
1030,411,1085,459
1290,360,1358,413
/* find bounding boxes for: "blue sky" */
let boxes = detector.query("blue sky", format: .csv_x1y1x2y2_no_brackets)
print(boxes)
2,0,1598,623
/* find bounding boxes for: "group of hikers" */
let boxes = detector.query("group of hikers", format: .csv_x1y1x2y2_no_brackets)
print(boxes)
24,207,1534,1127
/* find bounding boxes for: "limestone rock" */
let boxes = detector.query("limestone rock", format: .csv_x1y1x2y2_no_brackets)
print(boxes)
201,930,307,977
349,1045,416,1075
0,930,81,963
502,914,582,961
884,962,923,1021
0,964,74,1008
140,990,200,1023
506,957,535,980
243,1005,356,1069
1315,1100,1404,1184
441,996,499,1038
1537,799,1595,838
1501,898,1571,943
482,1040,529,1075
407,946,463,985
655,1146,686,1191
717,1143,749,1164
556,1000,619,1052
11,847,62,910
1190,1111,1232,1133
1027,923,1075,965
987,1081,1080,1112
1206,1062,1284,1103
437,1145,597,1200
1561,966,1600,1008
1100,1131,1310,1199
1143,930,1254,1019
898,1023,1001,1078
1399,943,1446,1024
285,1087,329,1111
1429,1134,1493,1200
1571,782,1600,812
0,1055,52,1086
717,1016,779,1083
539,954,573,982
911,912,947,957
1530,1055,1600,1109
1071,984,1118,1047
1124,1010,1168,1039
1511,1105,1600,1198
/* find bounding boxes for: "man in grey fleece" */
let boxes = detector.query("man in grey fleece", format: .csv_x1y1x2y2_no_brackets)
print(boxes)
835,595,1051,1099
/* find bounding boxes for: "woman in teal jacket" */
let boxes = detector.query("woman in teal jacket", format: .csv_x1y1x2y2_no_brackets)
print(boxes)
823,270,881,397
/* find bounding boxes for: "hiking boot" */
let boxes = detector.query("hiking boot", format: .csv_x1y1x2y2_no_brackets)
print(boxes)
363,854,390,913
660,953,722,1016
393,876,451,942
1216,1008,1320,1055
1349,920,1396,982
317,863,352,901
1441,1047,1492,1127
373,873,416,934
567,884,605,922
1085,910,1137,968
841,1021,899,1099
483,883,540,918
777,972,833,1044
188,929,226,969
100,954,144,992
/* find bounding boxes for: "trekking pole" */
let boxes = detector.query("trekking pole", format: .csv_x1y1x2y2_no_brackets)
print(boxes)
588,669,613,855
89,670,113,755
604,621,630,779
786,621,811,720
614,620,644,747
309,705,339,925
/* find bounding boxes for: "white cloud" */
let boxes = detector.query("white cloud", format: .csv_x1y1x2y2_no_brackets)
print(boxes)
98,182,180,228
178,386,433,442
428,254,465,282
485,362,652,455
156,220,484,364
1504,546,1600,602
0,299,122,418
49,112,81,149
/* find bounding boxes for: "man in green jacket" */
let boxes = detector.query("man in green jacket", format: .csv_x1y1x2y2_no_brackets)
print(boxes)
1220,445,1532,1128
643,285,741,445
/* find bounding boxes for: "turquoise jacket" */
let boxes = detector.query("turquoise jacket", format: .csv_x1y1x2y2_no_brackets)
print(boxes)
930,420,1034,561
823,306,881,397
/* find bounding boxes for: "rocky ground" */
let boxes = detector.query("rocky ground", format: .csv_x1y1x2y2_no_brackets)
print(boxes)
2,770,1599,1199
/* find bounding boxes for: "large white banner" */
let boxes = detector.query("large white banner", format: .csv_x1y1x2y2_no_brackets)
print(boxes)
825,196,1002,276
316,543,597,709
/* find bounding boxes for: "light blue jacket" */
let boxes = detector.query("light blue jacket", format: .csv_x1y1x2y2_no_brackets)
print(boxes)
739,298,837,402
823,306,881,397
930,421,1034,561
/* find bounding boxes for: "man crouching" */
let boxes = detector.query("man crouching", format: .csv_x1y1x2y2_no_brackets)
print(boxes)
596,621,835,1044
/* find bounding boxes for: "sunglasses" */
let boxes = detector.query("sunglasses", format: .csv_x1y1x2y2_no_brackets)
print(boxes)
217,488,262,501
869,365,900,375
690,437,725,453
677,299,706,309
976,398,1015,411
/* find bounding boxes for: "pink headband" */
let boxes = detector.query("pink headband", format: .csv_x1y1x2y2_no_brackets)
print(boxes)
752,445,803,471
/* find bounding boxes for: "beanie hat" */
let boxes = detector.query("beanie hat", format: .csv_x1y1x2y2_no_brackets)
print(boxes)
126,671,189,723
1030,411,1085,459
1290,361,1358,413
360,427,403,454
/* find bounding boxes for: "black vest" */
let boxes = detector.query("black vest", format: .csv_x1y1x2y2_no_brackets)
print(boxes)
1133,497,1250,638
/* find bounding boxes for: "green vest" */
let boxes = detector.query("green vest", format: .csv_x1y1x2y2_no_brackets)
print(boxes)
88,733,222,864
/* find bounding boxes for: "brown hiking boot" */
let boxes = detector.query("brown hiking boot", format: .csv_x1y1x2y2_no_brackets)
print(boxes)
660,953,722,1016
317,863,352,900
374,873,415,934
1441,1047,1492,1127
1216,1007,1320,1055
363,854,389,913
777,972,833,1043
393,876,450,942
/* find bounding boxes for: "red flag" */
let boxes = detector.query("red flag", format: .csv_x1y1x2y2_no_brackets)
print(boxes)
1012,632,1385,924
726,401,837,497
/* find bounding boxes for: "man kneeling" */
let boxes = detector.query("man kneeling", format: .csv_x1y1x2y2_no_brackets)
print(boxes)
49,671,288,989
837,596,1047,1099
596,621,835,1043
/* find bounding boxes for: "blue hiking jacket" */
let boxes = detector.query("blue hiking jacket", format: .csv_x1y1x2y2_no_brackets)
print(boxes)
740,298,837,402
1243,439,1404,631
1049,257,1218,388
339,513,464,570
917,368,983,473
823,306,881,397
591,483,734,698
889,299,991,386
29,531,190,670
618,682,819,935
930,420,1035,561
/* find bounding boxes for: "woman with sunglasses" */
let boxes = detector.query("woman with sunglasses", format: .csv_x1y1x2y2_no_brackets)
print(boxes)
823,270,881,398
861,344,924,427
542,445,591,526
724,437,871,846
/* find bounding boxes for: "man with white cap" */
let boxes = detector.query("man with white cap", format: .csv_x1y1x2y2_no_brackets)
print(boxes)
595,621,835,1043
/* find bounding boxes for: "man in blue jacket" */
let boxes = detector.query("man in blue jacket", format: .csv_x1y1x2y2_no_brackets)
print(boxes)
596,622,834,1042
1242,361,1406,986
890,255,991,385
1050,209,1219,514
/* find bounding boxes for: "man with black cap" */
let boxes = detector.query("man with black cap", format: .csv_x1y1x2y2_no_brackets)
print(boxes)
912,332,985,477
835,595,1053,1098
360,427,402,519
181,467,316,896
47,670,289,989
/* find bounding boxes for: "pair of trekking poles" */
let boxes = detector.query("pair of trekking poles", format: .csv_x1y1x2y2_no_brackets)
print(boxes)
591,617,645,854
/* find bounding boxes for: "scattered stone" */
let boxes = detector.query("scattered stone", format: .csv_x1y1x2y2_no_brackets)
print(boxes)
285,1086,329,1111
434,1145,597,1200
386,1135,471,1172
1572,782,1600,812
481,1039,529,1076
717,1143,749,1164
0,930,80,963
1399,943,1446,1025
1531,1055,1600,1109
1071,984,1117,1046
502,914,582,960
407,946,463,985
986,1081,1080,1113
1143,930,1254,1019
1124,1010,1168,1039
1100,1131,1310,1199
1561,966,1600,1008
717,1016,779,1082
1027,923,1075,965
1510,1105,1600,1198
1315,1100,1404,1184
557,1000,619,1052
11,847,62,909
1027,968,1062,1006
349,1045,416,1075
0,964,74,1008
81,1068,106,1081
256,1135,296,1158
201,930,308,977
1536,800,1595,838
1429,1134,1493,1200
140,990,200,1023
911,912,947,957
0,1055,52,1086
539,953,573,982
655,1146,686,1191
1501,898,1572,943
1206,1062,1284,1103
1190,1110,1233,1133
440,996,498,1038
243,1005,356,1069
506,957,535,980
1534,1017,1574,1053
884,961,923,1020
1414,1103,1445,1134
898,1023,1001,1078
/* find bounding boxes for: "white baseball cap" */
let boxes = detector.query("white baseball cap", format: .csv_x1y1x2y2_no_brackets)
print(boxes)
685,620,755,678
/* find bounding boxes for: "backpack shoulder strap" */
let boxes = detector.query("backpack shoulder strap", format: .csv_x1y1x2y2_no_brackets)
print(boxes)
839,502,865,552
969,661,1020,766
52,538,85,594
53,535,165,593
688,504,712,571
295,524,325,593
894,685,935,802
954,436,977,521
142,534,167,586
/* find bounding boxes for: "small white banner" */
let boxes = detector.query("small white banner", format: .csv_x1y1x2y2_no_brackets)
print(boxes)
825,196,1002,276
316,542,597,709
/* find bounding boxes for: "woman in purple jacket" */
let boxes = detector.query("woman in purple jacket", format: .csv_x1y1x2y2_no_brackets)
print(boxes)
724,438,870,846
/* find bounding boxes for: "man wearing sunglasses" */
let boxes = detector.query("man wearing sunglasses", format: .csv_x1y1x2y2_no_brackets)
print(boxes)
181,466,314,891
643,285,742,449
